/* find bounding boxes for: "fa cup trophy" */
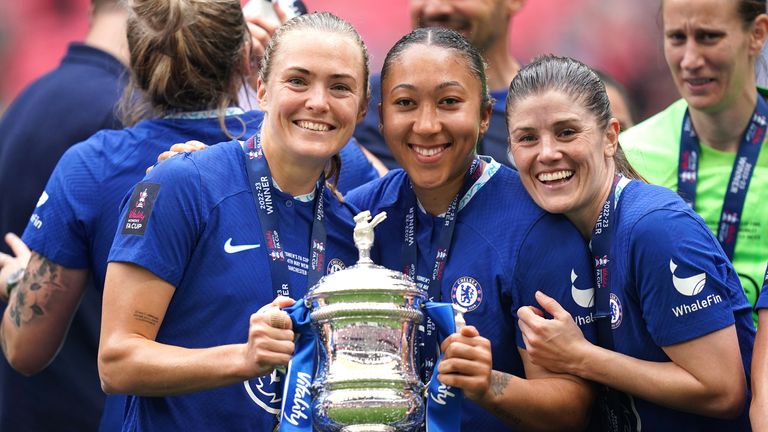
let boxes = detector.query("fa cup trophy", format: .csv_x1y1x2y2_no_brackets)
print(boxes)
305,211,426,431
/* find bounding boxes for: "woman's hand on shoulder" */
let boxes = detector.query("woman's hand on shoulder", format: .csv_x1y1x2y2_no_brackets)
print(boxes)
146,141,209,175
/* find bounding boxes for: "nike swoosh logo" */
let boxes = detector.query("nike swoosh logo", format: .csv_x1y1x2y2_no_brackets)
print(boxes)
224,238,261,254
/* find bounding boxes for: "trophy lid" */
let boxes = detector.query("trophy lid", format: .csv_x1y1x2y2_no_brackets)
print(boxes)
307,261,423,300
306,211,424,301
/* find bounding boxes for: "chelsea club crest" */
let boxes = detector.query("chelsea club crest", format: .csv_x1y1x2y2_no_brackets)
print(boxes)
326,258,346,274
609,292,623,330
451,276,483,312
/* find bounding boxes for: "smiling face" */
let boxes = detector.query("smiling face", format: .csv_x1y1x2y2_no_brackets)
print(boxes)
409,0,519,52
662,0,763,113
380,43,491,199
509,89,619,234
257,29,367,165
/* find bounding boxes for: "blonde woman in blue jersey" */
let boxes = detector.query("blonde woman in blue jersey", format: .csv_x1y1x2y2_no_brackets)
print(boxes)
98,12,371,431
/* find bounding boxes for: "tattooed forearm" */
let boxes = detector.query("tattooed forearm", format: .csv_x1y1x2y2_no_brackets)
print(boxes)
489,404,523,426
7,254,62,328
490,370,511,397
486,371,523,426
133,311,159,326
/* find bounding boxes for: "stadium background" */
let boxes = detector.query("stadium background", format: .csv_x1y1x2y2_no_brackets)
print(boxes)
0,0,677,120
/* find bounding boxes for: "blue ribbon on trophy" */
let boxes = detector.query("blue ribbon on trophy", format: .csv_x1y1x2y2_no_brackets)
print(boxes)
279,301,315,431
424,302,463,432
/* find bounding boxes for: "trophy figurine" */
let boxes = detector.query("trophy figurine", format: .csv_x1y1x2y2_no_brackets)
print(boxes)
305,211,426,431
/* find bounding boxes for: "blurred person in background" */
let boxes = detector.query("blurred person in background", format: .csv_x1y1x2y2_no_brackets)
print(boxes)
596,69,637,131
752,31,768,432
0,0,128,430
621,0,768,327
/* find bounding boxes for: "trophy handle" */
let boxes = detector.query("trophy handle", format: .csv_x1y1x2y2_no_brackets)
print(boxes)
420,303,468,397
452,304,467,331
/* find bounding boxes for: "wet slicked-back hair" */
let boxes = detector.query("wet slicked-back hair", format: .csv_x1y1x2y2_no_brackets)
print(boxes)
259,11,370,98
381,27,492,112
119,0,247,134
507,55,645,180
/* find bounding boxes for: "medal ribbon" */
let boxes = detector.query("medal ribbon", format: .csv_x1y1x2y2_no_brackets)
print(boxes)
591,175,622,348
401,157,482,383
677,95,768,259
243,134,326,429
590,174,638,432
243,134,327,299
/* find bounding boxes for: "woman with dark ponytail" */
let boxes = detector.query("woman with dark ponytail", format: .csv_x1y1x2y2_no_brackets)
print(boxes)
345,29,597,431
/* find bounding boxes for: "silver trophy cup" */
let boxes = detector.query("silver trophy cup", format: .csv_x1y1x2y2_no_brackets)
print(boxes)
305,211,426,431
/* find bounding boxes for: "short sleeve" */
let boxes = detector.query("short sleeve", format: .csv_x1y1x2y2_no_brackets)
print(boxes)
108,154,204,286
512,214,597,348
630,209,738,347
22,146,94,268
755,272,768,310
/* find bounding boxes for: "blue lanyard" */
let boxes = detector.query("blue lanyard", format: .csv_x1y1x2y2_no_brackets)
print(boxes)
590,175,623,350
677,95,768,260
401,157,482,382
242,134,327,299
590,175,643,432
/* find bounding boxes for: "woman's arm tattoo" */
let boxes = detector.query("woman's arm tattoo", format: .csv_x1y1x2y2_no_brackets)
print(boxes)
8,255,64,328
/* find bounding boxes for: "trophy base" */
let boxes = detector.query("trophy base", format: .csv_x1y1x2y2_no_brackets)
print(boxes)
341,426,396,432
312,387,423,432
